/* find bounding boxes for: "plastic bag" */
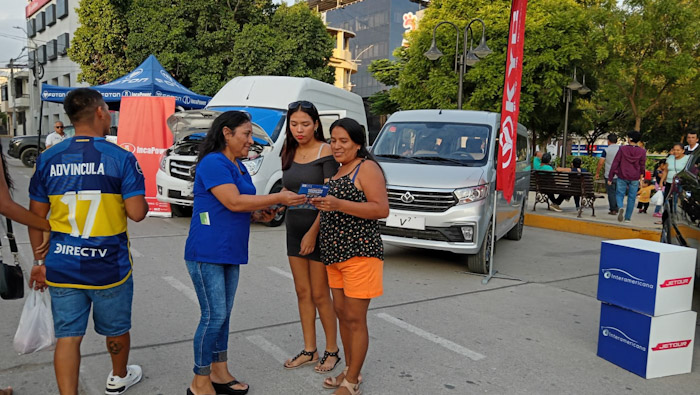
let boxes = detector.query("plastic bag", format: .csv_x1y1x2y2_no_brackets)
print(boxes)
650,191,664,206
13,289,56,354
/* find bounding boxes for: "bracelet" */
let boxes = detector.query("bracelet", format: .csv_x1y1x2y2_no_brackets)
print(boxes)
33,259,45,266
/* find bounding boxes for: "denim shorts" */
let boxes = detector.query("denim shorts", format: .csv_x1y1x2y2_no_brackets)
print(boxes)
49,275,133,338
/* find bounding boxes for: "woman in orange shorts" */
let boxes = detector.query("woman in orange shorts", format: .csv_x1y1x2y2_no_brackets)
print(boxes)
311,118,389,395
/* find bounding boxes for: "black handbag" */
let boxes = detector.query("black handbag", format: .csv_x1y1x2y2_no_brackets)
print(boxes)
0,217,25,300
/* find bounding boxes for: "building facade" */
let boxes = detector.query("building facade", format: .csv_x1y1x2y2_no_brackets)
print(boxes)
327,27,358,91
25,0,85,136
321,0,425,99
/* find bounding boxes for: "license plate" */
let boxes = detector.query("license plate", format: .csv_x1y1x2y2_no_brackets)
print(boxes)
386,213,425,230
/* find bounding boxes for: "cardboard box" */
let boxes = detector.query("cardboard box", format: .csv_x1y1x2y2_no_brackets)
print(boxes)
597,303,696,379
597,239,696,316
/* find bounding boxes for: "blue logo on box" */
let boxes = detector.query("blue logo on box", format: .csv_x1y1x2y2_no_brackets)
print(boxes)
597,243,659,315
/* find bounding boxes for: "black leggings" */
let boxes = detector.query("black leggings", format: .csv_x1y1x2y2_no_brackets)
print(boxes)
548,194,581,207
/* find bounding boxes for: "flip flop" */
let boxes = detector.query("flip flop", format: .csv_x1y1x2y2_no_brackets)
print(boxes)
315,349,341,373
323,368,362,389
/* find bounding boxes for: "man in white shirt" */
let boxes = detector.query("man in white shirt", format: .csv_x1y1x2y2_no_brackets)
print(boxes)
45,121,67,149
684,131,698,155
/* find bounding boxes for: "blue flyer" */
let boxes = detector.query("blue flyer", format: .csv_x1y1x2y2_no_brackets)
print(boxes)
290,183,329,210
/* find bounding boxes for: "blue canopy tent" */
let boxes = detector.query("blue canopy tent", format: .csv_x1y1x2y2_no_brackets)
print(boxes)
40,55,210,109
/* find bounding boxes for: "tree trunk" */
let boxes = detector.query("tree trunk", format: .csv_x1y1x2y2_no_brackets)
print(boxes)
634,117,641,132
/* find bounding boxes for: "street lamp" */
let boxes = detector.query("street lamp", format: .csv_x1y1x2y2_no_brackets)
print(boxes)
424,18,492,110
561,67,591,165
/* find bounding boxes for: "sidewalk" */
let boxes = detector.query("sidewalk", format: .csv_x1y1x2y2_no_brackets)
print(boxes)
524,191,662,241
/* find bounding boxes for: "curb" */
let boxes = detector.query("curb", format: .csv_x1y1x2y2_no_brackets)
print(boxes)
524,213,661,241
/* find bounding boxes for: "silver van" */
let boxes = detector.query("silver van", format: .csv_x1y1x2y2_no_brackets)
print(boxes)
371,109,531,273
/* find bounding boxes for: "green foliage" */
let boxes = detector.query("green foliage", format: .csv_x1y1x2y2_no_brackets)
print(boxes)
70,1,333,96
367,90,400,116
69,0,131,84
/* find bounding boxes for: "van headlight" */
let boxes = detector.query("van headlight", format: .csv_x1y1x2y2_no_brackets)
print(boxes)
243,156,263,175
454,185,489,204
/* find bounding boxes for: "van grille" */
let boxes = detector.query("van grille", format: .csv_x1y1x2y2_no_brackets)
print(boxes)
380,225,465,242
169,159,195,181
387,188,457,212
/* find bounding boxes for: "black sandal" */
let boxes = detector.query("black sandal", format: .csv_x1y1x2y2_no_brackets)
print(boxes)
212,380,249,395
283,348,318,370
315,349,341,373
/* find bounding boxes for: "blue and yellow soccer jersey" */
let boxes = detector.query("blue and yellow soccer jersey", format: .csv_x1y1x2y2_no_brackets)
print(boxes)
29,137,145,289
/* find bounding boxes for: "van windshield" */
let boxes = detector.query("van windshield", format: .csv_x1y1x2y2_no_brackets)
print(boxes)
208,106,286,143
372,122,491,167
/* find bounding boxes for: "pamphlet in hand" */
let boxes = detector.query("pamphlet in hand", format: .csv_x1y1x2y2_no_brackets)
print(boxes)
290,183,329,210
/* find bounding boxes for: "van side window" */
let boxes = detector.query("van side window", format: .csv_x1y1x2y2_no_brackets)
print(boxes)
516,134,528,163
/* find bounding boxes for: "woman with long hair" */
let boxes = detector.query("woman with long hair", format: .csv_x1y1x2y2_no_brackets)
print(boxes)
660,143,690,214
184,111,306,395
281,101,341,373
0,141,51,395
311,118,389,395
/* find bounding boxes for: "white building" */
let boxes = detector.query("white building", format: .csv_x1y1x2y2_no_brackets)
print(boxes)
25,0,85,135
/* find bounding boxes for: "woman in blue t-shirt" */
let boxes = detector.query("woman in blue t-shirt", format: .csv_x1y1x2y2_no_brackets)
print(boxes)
184,111,306,395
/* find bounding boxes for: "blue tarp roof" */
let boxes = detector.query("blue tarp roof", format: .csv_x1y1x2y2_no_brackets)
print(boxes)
40,55,210,109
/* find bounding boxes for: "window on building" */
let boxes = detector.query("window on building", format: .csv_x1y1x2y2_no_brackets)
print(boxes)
51,78,59,87
18,112,26,126
38,45,47,64
57,0,69,19
1,85,7,101
27,19,36,38
62,74,71,87
28,51,36,67
58,33,70,55
14,79,23,96
47,40,58,61
46,4,57,26
36,11,46,32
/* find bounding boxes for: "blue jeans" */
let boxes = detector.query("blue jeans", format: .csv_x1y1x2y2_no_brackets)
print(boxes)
186,261,240,375
49,275,133,338
604,177,618,211
616,179,639,220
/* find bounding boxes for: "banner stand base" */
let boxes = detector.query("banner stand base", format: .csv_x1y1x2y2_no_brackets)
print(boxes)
481,270,498,285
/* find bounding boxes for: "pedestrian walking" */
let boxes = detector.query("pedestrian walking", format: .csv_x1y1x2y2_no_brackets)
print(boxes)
684,130,698,154
311,118,389,395
27,88,149,395
608,131,646,222
0,135,51,395
636,179,654,213
45,121,67,149
594,133,620,215
183,111,306,395
280,101,342,373
660,143,690,214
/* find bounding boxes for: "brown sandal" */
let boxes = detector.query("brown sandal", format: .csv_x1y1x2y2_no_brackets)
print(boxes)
323,367,362,389
333,378,361,395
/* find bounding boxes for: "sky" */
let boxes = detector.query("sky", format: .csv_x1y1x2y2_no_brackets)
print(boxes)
0,1,30,67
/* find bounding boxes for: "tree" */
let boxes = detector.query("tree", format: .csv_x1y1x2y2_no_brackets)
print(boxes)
70,1,333,96
371,0,592,142
69,0,131,85
587,0,700,132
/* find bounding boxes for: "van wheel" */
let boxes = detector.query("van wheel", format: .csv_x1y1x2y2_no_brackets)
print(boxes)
20,147,38,168
504,203,525,241
171,204,193,217
467,220,493,274
265,183,286,227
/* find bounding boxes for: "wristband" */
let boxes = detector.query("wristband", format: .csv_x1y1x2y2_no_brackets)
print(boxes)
33,259,45,266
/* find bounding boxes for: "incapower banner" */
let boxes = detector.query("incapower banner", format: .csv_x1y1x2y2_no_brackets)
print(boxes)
117,96,175,217
497,0,528,203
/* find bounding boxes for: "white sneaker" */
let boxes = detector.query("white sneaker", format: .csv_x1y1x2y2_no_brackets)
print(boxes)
105,365,142,395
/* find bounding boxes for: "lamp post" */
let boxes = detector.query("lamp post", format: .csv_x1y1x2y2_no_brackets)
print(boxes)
424,18,492,110
561,67,591,165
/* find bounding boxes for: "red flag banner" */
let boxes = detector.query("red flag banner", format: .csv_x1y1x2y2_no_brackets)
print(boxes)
117,96,175,217
497,0,528,203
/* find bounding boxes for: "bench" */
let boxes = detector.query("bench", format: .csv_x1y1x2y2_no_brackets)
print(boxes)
529,171,601,217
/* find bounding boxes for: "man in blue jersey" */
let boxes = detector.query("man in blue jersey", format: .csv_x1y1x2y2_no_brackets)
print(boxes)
28,88,149,395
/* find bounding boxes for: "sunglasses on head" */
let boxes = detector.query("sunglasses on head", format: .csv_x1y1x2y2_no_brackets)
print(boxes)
56,126,64,129
288,101,316,111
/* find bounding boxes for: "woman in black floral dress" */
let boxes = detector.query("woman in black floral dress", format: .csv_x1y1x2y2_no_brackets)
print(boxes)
311,118,389,395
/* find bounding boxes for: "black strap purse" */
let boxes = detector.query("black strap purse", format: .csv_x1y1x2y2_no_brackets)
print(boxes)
0,217,25,300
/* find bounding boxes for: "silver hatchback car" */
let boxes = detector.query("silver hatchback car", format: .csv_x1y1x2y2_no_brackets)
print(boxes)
372,110,531,274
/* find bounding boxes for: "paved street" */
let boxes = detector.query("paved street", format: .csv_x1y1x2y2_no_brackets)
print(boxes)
0,153,698,395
